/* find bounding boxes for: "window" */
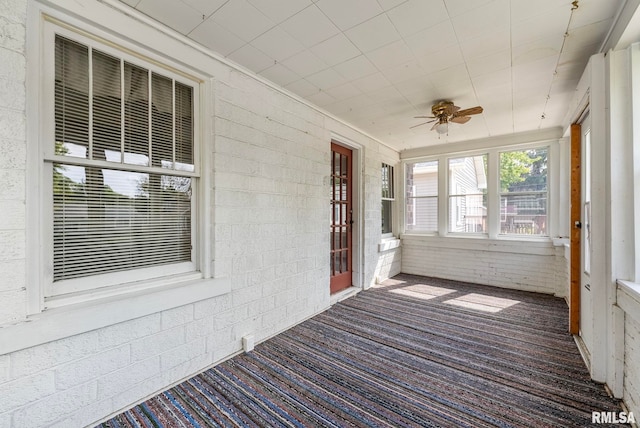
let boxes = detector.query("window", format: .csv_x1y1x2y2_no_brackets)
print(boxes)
405,160,438,232
46,32,199,297
381,163,394,235
499,148,548,236
448,155,487,233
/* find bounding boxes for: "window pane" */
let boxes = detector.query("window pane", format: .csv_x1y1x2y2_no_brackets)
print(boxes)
53,164,192,281
124,62,150,166
92,50,122,162
175,82,194,171
449,155,487,194
406,161,437,197
406,196,437,232
500,194,547,235
55,36,89,158
151,73,173,167
449,195,487,233
382,199,392,234
381,163,394,199
499,148,548,235
448,155,487,233
500,148,547,193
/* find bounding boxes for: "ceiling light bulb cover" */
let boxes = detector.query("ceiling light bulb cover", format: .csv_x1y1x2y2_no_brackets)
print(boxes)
435,122,448,134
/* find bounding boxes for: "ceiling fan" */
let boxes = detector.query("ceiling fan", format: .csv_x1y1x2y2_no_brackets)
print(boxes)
411,100,483,135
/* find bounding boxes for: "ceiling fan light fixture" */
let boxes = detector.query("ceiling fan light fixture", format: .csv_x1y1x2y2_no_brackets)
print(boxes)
435,122,448,134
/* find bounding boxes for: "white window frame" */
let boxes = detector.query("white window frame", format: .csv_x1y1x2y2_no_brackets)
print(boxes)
403,143,553,240
403,159,439,234
27,13,216,313
381,162,395,238
498,146,550,237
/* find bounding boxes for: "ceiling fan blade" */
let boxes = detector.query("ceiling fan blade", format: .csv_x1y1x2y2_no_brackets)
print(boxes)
450,116,471,124
410,120,434,129
454,106,483,116
414,115,436,119
448,104,461,114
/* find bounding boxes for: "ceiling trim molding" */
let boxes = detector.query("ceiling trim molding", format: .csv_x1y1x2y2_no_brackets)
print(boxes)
400,128,563,160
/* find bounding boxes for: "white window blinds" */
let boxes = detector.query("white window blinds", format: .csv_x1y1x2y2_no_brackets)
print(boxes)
52,35,196,284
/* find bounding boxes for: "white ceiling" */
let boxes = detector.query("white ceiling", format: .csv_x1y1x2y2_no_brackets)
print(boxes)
117,0,627,151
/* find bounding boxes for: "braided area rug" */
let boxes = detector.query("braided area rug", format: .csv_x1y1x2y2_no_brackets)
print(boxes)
97,274,628,427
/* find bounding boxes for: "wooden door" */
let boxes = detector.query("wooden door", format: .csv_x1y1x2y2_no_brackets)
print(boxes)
330,143,353,293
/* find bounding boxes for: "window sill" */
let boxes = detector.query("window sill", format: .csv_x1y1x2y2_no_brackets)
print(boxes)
617,280,640,325
379,237,401,252
0,276,231,355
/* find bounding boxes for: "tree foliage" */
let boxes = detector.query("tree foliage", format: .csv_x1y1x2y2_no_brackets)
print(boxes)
500,149,547,192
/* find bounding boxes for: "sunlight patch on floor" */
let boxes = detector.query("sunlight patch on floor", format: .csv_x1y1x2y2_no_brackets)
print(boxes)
443,293,521,313
390,284,457,300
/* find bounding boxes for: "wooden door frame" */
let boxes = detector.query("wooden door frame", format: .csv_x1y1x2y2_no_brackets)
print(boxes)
330,142,353,293
569,123,581,334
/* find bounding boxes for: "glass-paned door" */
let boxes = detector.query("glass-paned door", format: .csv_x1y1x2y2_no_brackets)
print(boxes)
330,143,352,293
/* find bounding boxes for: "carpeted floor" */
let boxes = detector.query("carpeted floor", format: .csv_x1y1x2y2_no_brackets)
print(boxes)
97,274,628,427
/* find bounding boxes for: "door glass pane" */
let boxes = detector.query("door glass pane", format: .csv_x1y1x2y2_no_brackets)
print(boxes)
341,251,348,273
341,153,347,177
341,227,347,248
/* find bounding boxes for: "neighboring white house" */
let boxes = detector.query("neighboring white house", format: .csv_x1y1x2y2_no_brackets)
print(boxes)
0,1,639,426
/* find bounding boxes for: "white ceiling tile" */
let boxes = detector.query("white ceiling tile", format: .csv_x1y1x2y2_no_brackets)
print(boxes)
443,0,494,18
119,0,140,7
227,44,274,73
510,0,569,23
366,40,414,70
381,60,427,84
351,72,392,92
511,5,570,47
394,76,435,105
404,20,458,57
305,68,348,89
189,19,246,56
564,20,613,53
212,0,274,42
310,33,361,66
306,90,336,107
333,55,378,80
279,5,340,47
248,0,313,23
377,0,408,11
285,79,320,98
259,63,301,87
386,0,449,38
466,49,511,78
571,0,621,27
251,27,306,62
345,14,401,53
315,0,383,30
417,46,464,74
281,50,328,77
182,0,228,16
137,0,203,34
450,0,510,42
511,36,561,67
458,25,511,60
324,82,363,100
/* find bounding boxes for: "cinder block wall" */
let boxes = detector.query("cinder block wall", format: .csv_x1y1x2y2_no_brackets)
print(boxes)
0,1,398,426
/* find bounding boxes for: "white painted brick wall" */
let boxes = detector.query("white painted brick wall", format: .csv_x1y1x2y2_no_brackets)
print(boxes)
401,235,564,295
624,314,640,419
0,0,27,326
